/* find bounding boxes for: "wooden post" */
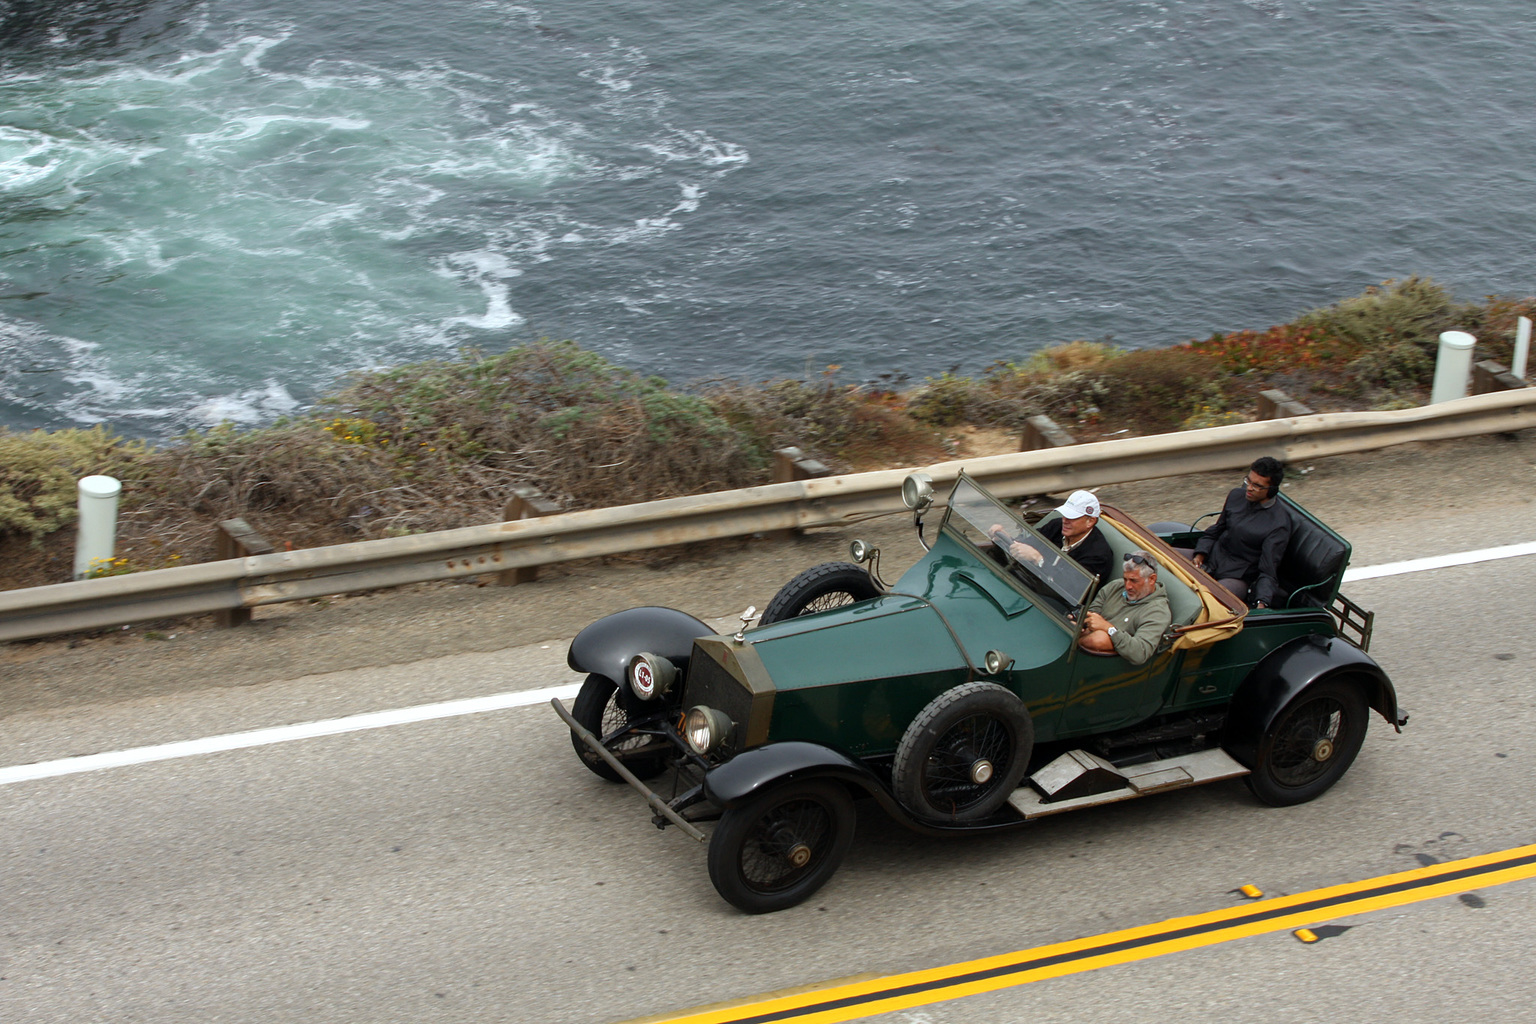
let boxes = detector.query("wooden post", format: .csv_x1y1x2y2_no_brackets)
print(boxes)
1472,359,1530,395
771,447,831,538
498,485,563,585
1019,415,1076,452
1255,389,1315,420
214,518,275,627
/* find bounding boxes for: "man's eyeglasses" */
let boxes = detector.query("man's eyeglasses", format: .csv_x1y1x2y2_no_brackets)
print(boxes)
1123,552,1154,567
1241,475,1268,490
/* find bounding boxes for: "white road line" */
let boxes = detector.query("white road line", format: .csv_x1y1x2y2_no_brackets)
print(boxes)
4,539,1535,788
1341,540,1536,582
0,683,580,787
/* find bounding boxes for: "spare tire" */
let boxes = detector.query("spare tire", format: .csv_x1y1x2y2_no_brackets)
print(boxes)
760,562,880,624
893,682,1034,822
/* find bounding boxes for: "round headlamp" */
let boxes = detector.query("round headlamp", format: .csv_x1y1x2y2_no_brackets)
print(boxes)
902,472,935,511
984,649,1014,675
684,706,734,755
849,539,872,563
627,652,677,701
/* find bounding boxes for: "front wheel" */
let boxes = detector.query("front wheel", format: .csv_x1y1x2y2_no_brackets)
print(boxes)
893,682,1034,822
760,562,880,624
1246,679,1369,806
568,674,670,783
707,779,856,913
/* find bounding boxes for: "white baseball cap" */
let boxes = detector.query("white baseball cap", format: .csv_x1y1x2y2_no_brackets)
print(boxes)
1054,490,1100,519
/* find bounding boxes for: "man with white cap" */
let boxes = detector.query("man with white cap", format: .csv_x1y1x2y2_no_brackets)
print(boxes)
993,489,1114,588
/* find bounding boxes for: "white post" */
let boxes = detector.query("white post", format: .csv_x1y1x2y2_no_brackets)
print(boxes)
1515,316,1531,381
1430,331,1477,404
73,475,122,580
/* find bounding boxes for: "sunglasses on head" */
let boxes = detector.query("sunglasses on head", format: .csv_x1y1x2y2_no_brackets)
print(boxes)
1123,552,1154,567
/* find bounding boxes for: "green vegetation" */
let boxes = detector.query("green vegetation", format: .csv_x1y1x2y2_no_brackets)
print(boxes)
1,279,1531,585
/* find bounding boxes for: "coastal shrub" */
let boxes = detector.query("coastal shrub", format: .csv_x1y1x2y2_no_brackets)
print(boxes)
0,427,146,543
907,373,979,427
1294,276,1473,356
707,368,947,470
1090,349,1218,427
1021,340,1119,375
326,341,765,510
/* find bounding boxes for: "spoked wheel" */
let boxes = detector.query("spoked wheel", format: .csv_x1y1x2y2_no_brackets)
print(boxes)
893,682,1034,822
707,779,856,914
568,674,670,783
760,562,880,624
1247,679,1369,806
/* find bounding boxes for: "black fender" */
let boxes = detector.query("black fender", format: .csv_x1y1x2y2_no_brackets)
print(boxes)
703,742,896,811
702,742,1032,837
567,606,711,690
1224,633,1405,770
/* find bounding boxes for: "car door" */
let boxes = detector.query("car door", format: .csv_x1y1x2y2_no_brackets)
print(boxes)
1057,644,1184,737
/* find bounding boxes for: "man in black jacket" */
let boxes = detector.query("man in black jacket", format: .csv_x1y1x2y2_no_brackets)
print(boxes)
995,489,1115,588
1193,456,1291,608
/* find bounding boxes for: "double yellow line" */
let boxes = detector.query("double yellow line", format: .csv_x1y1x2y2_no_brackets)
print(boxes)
630,842,1536,1024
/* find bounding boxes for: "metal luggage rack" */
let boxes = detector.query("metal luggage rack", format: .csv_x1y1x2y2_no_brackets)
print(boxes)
1330,592,1375,651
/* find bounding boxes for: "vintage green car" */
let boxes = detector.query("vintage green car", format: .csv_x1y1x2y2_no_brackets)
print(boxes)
555,471,1406,913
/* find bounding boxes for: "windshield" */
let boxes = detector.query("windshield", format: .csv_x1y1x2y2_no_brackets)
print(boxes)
941,475,1096,609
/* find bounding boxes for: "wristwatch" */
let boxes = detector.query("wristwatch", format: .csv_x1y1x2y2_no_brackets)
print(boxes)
1107,626,1118,637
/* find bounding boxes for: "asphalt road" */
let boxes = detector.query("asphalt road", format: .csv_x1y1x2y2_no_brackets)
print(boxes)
4,438,1536,1023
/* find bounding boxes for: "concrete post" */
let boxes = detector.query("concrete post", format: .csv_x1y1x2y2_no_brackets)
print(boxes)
1515,316,1531,381
1430,331,1477,404
73,475,122,579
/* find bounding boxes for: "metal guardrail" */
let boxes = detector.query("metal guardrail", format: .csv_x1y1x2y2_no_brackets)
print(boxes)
3,389,1534,642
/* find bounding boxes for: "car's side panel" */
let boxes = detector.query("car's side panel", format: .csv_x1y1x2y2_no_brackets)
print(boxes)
1057,644,1184,735
1166,611,1335,713
1223,632,1400,769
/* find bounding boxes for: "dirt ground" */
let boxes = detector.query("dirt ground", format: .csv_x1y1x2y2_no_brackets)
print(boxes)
3,429,1534,722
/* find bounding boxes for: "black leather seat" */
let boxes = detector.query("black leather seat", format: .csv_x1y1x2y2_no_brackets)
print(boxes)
1275,500,1349,609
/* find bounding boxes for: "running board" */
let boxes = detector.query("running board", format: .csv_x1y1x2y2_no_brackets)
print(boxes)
1007,748,1250,819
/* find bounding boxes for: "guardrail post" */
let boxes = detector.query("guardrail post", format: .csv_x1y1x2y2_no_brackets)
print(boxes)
213,519,275,627
1019,415,1076,451
73,475,122,580
771,447,831,539
1256,389,1316,420
1431,331,1477,404
499,485,563,585
1472,360,1530,395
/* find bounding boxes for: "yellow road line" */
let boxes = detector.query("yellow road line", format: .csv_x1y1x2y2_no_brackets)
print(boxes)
635,842,1536,1024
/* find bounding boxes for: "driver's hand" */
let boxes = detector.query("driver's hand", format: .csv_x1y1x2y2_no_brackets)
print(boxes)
1084,612,1110,632
1009,541,1043,565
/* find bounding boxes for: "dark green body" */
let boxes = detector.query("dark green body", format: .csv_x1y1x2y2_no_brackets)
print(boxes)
720,515,1338,758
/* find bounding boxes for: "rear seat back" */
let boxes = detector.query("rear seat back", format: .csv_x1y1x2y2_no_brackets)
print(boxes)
1276,495,1351,608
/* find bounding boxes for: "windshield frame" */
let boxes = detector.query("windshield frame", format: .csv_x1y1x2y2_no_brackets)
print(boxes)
938,473,1097,610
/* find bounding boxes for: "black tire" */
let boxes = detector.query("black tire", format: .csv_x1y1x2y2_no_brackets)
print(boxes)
760,562,880,624
707,779,856,914
568,674,669,783
1246,679,1369,807
893,682,1034,822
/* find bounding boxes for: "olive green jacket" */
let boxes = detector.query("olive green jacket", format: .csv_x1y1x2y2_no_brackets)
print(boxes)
1087,580,1172,665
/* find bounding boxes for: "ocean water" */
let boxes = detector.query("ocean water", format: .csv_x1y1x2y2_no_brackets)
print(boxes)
2,0,1534,436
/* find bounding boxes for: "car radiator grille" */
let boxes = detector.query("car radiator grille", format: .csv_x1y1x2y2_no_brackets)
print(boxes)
682,641,761,758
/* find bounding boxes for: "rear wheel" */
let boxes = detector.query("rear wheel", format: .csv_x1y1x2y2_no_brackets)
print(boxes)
707,779,856,914
760,562,879,624
1247,679,1369,806
893,683,1034,822
568,674,670,783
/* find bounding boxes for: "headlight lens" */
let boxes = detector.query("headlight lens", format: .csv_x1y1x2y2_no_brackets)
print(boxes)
684,706,733,755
